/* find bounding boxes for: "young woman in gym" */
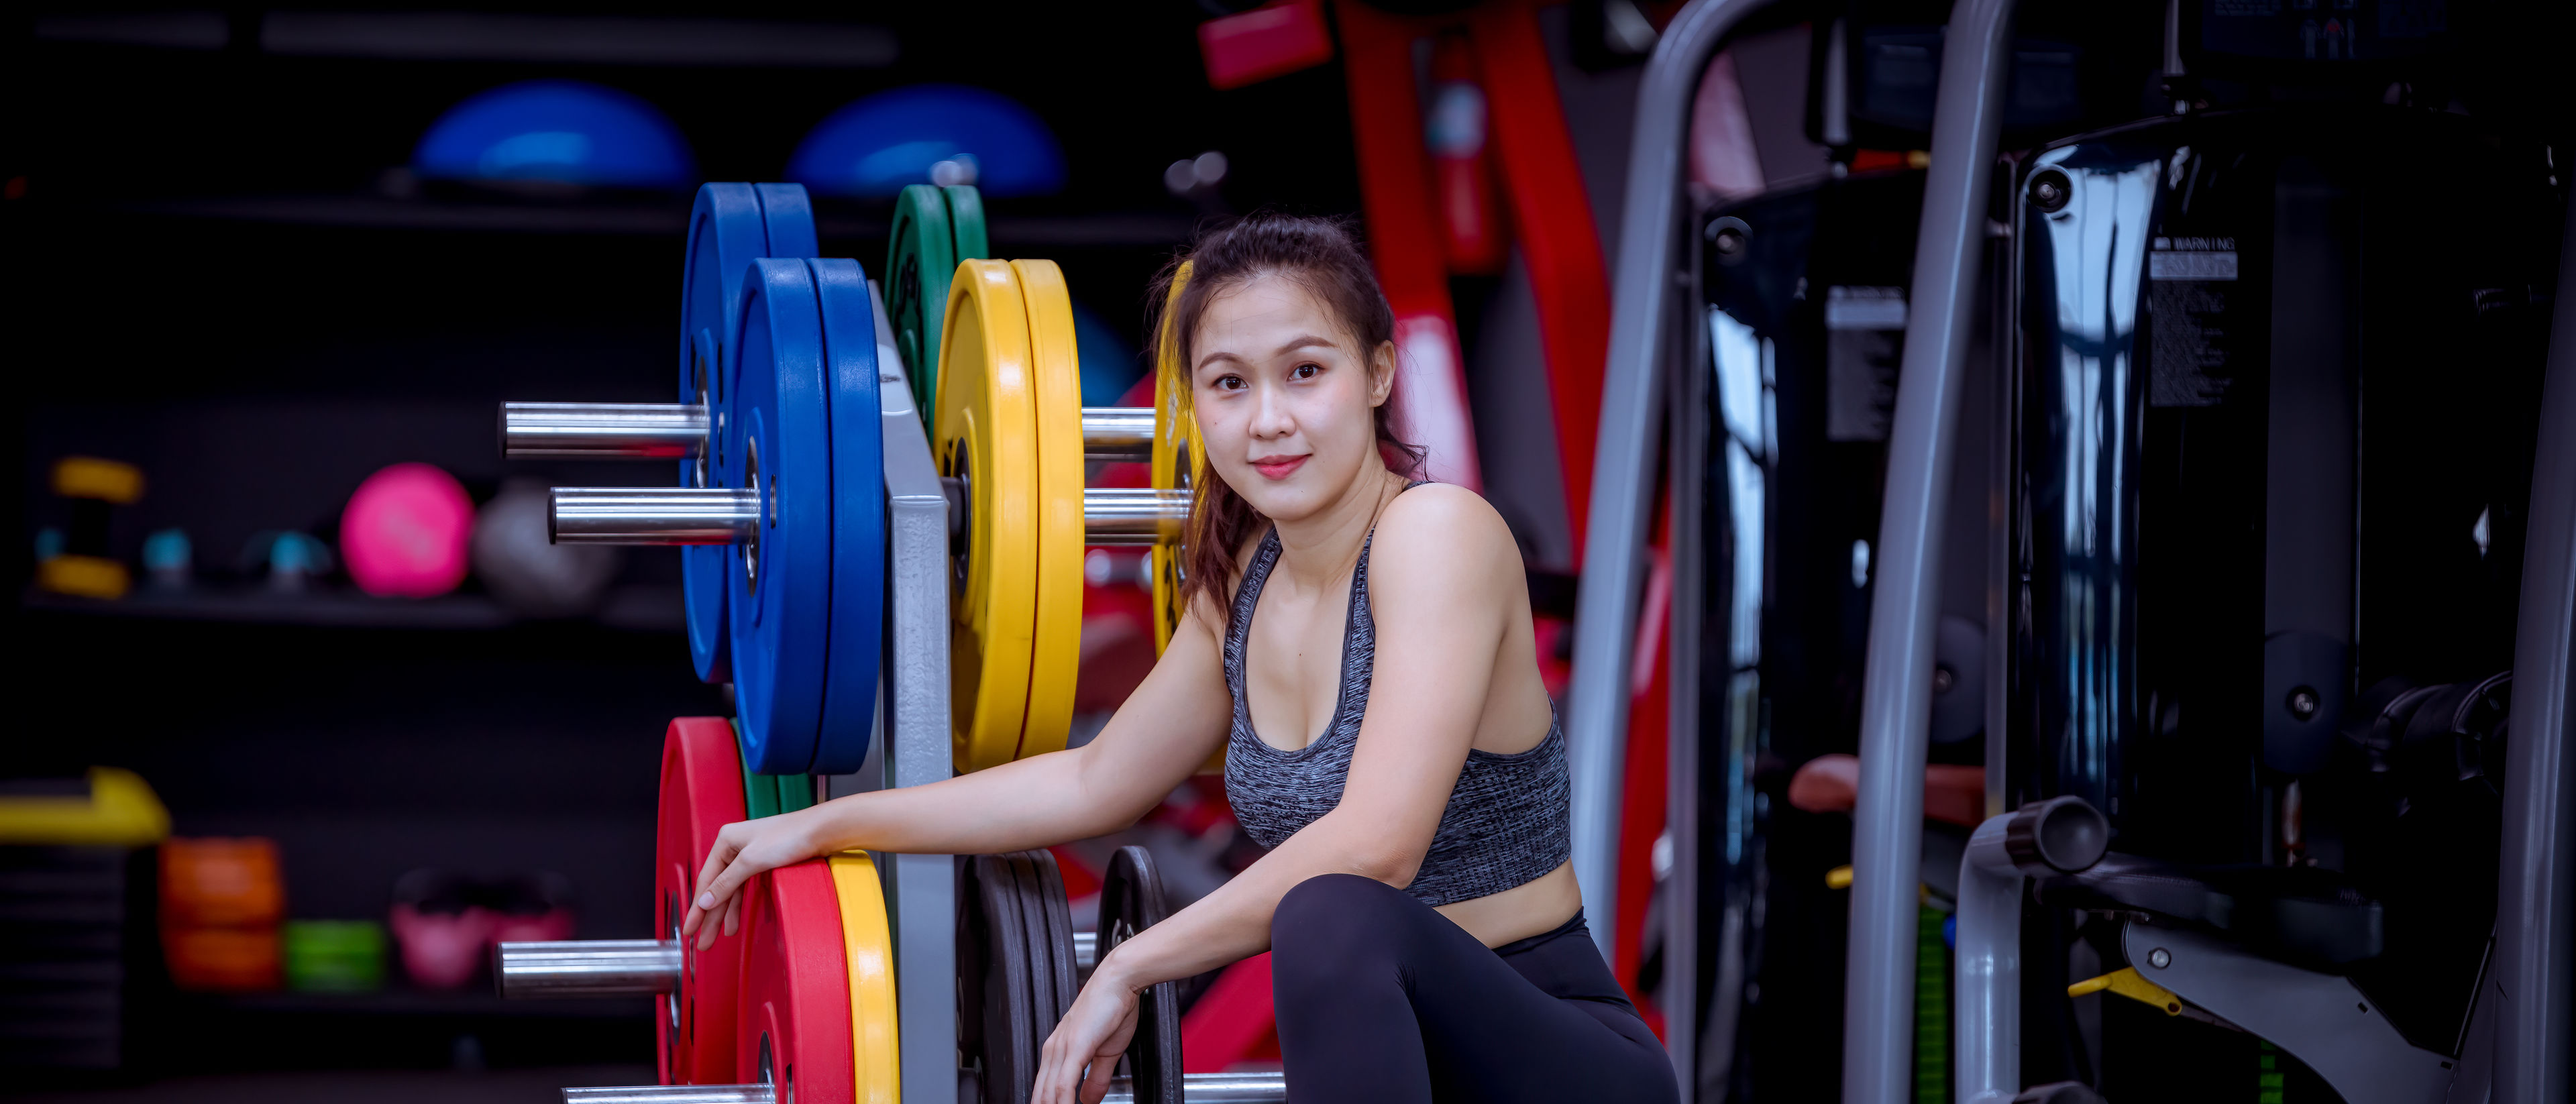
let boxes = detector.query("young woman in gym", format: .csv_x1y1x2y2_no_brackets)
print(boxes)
680,214,1677,1104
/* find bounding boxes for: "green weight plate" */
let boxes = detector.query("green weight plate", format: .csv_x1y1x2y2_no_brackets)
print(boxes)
775,773,816,814
887,186,959,419
743,759,782,820
738,769,815,819
944,184,989,263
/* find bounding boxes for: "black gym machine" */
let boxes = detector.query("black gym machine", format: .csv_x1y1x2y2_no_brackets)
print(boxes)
1576,0,2573,1101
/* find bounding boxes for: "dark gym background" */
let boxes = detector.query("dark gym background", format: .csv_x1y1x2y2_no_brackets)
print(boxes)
0,3,1676,1097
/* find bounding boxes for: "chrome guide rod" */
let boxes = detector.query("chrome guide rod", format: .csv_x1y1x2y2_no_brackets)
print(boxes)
1841,0,2015,1101
1082,406,1157,462
492,939,679,997
1099,1072,1287,1104
1082,488,1192,545
547,487,759,545
561,1087,771,1103
500,402,707,459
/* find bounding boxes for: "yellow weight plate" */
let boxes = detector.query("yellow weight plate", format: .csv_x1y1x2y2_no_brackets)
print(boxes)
1148,261,1199,655
1012,259,1086,763
1148,264,1224,775
828,852,901,1104
937,260,1040,775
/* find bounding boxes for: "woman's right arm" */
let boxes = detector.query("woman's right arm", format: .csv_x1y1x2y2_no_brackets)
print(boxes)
681,604,1234,946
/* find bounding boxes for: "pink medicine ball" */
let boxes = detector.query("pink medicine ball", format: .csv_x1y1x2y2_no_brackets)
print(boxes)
341,463,474,598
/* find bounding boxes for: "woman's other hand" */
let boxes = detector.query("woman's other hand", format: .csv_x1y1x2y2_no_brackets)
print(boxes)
680,808,822,949
1034,955,1143,1104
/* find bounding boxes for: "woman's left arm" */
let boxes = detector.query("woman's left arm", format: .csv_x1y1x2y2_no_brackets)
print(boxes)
1034,487,1524,1104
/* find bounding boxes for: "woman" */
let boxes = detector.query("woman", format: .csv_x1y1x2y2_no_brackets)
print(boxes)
682,214,1676,1104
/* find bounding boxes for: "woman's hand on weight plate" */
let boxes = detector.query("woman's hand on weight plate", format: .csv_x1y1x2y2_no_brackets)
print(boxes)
680,808,824,950
1035,956,1142,1104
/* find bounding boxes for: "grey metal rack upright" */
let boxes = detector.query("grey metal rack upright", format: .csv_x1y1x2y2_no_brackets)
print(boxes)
2495,179,2576,1104
1564,8,1780,1071
1567,0,2015,1097
867,281,958,1104
1833,2,2012,1102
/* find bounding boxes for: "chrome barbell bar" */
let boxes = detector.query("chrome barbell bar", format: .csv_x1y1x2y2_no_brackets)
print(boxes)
494,939,681,997
502,402,1159,464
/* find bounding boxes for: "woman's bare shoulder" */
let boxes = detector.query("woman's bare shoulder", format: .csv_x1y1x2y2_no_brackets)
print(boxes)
1371,484,1524,590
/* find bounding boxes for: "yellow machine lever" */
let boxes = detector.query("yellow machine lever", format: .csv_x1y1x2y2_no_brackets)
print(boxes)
2068,967,2184,1015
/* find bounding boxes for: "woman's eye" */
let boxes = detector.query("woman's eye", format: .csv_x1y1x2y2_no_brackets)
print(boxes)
1291,363,1320,380
1213,374,1247,392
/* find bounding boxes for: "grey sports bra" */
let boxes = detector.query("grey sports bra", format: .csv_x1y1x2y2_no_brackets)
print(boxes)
1219,490,1572,907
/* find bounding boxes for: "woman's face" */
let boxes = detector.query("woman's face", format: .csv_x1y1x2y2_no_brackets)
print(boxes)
1190,273,1393,524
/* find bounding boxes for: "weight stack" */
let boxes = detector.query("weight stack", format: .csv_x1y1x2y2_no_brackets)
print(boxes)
0,768,172,1074
0,842,156,1071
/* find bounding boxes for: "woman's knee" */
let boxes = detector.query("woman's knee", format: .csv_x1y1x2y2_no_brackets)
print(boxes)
1271,873,1414,967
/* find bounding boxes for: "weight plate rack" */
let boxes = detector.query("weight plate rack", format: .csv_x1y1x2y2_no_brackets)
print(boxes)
489,182,1279,1103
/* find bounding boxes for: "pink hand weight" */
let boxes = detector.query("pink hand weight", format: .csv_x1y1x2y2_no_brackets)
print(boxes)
341,463,474,598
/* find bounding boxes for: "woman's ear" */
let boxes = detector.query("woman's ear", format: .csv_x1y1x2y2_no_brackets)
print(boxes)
1368,341,1397,408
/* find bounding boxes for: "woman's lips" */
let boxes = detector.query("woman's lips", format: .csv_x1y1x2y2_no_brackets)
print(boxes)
1250,455,1307,480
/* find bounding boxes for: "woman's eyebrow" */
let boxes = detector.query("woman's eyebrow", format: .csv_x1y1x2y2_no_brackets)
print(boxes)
1195,334,1342,372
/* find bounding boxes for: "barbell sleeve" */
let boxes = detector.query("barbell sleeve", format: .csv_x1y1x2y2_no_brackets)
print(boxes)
1082,406,1156,463
494,940,681,998
1083,488,1191,546
561,1087,773,1103
503,402,708,459
551,487,759,545
1101,1072,1288,1103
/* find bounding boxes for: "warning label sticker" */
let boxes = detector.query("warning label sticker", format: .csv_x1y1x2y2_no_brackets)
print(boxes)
2149,237,2239,280
2147,237,2247,406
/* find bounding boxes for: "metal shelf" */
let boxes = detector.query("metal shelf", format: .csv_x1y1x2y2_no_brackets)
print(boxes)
101,195,1197,247
176,987,653,1020
21,584,683,632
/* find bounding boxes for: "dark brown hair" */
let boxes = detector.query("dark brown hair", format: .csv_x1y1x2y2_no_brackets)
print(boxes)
1147,212,1426,626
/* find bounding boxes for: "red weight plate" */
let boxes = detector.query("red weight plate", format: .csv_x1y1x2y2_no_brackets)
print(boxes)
659,717,750,1084
737,859,855,1104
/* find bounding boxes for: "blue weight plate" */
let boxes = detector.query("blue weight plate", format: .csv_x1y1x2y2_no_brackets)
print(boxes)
679,183,819,685
808,258,884,775
725,259,834,775
755,183,818,260
678,184,769,684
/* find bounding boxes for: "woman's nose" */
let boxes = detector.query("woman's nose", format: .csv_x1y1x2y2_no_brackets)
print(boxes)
1248,384,1296,438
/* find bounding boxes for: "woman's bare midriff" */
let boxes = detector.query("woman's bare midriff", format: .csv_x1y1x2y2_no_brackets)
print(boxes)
1435,860,1582,948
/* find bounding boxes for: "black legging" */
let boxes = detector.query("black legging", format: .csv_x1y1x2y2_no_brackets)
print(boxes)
1269,874,1680,1104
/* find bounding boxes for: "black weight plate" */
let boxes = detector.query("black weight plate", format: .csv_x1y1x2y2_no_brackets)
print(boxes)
1004,854,1049,1053
1098,846,1183,1104
996,850,1077,1104
1004,853,1061,1087
959,854,1040,1104
1022,850,1079,1029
